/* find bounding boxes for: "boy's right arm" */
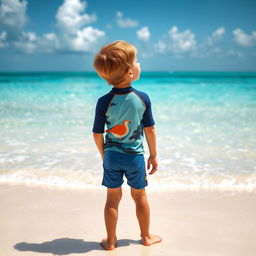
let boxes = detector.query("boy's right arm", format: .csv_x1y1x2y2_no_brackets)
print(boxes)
93,132,104,160
92,98,106,160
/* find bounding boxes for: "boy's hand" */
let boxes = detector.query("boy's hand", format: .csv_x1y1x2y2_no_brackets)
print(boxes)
147,156,158,175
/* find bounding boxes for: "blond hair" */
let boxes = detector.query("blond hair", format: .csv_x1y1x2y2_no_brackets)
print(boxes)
93,40,137,86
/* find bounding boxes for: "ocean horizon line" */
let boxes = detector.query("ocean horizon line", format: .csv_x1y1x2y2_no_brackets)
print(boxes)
1,70,256,73
1,70,256,78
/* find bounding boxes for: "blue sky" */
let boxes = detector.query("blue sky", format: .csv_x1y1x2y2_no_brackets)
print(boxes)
0,0,256,71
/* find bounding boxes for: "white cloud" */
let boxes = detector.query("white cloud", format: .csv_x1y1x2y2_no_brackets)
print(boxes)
0,0,28,40
154,26,196,57
233,28,256,47
70,26,105,52
207,27,225,46
0,31,8,48
116,11,138,28
56,0,96,34
25,31,37,42
13,31,38,53
10,31,61,54
185,27,227,59
37,33,60,53
168,26,196,54
155,27,234,59
213,27,225,39
226,49,243,58
0,0,41,53
0,31,7,40
54,0,105,53
137,26,150,41
154,40,167,54
44,33,58,42
1,0,105,54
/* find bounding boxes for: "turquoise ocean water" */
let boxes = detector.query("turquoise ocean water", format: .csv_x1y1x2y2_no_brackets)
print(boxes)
0,71,256,191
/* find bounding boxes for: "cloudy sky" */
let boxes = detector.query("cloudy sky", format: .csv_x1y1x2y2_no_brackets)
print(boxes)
0,0,256,71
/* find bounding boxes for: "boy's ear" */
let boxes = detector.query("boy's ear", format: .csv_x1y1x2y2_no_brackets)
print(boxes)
127,68,133,78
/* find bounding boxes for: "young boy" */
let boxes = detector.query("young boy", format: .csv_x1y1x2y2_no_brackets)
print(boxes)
92,40,162,250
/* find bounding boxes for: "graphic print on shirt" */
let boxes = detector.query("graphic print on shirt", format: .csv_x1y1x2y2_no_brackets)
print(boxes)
128,124,143,141
106,120,131,139
104,136,142,154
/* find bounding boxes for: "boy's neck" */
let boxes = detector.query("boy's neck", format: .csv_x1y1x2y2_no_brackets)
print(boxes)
114,83,132,89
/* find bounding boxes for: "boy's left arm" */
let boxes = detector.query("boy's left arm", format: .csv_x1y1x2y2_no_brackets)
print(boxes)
144,126,158,175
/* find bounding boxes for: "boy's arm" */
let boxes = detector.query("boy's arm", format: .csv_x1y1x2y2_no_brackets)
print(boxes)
93,132,104,160
144,126,158,175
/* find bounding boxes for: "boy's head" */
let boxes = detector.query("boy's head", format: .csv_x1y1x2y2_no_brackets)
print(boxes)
93,40,141,86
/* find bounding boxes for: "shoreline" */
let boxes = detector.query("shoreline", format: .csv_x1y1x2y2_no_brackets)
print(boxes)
1,177,255,193
1,183,256,256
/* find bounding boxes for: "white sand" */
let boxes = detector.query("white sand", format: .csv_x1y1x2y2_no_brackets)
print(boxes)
0,183,256,256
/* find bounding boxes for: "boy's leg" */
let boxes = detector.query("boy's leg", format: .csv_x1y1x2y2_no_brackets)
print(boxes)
101,187,122,250
130,187,162,246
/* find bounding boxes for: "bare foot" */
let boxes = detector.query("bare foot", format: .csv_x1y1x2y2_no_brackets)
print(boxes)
141,234,162,246
100,238,117,251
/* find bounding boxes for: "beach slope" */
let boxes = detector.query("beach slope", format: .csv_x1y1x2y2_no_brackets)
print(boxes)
0,184,256,256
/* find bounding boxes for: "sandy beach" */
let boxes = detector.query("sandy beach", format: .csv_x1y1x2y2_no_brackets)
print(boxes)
0,184,255,256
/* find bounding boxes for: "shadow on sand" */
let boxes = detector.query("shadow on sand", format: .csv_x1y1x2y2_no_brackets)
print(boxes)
14,237,141,254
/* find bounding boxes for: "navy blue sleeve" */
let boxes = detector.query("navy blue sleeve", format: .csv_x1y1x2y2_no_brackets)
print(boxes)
92,93,114,133
92,99,106,133
134,89,155,127
142,95,155,127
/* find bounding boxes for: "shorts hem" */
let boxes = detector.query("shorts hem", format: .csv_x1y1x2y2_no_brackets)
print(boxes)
102,181,124,189
128,183,148,190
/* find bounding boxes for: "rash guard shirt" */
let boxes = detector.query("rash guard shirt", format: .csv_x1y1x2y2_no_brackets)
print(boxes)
92,86,155,154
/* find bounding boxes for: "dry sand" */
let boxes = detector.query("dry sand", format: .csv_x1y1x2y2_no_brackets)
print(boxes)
0,184,256,256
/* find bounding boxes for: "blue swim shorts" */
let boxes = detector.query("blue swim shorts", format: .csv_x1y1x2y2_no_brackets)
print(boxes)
102,150,148,189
